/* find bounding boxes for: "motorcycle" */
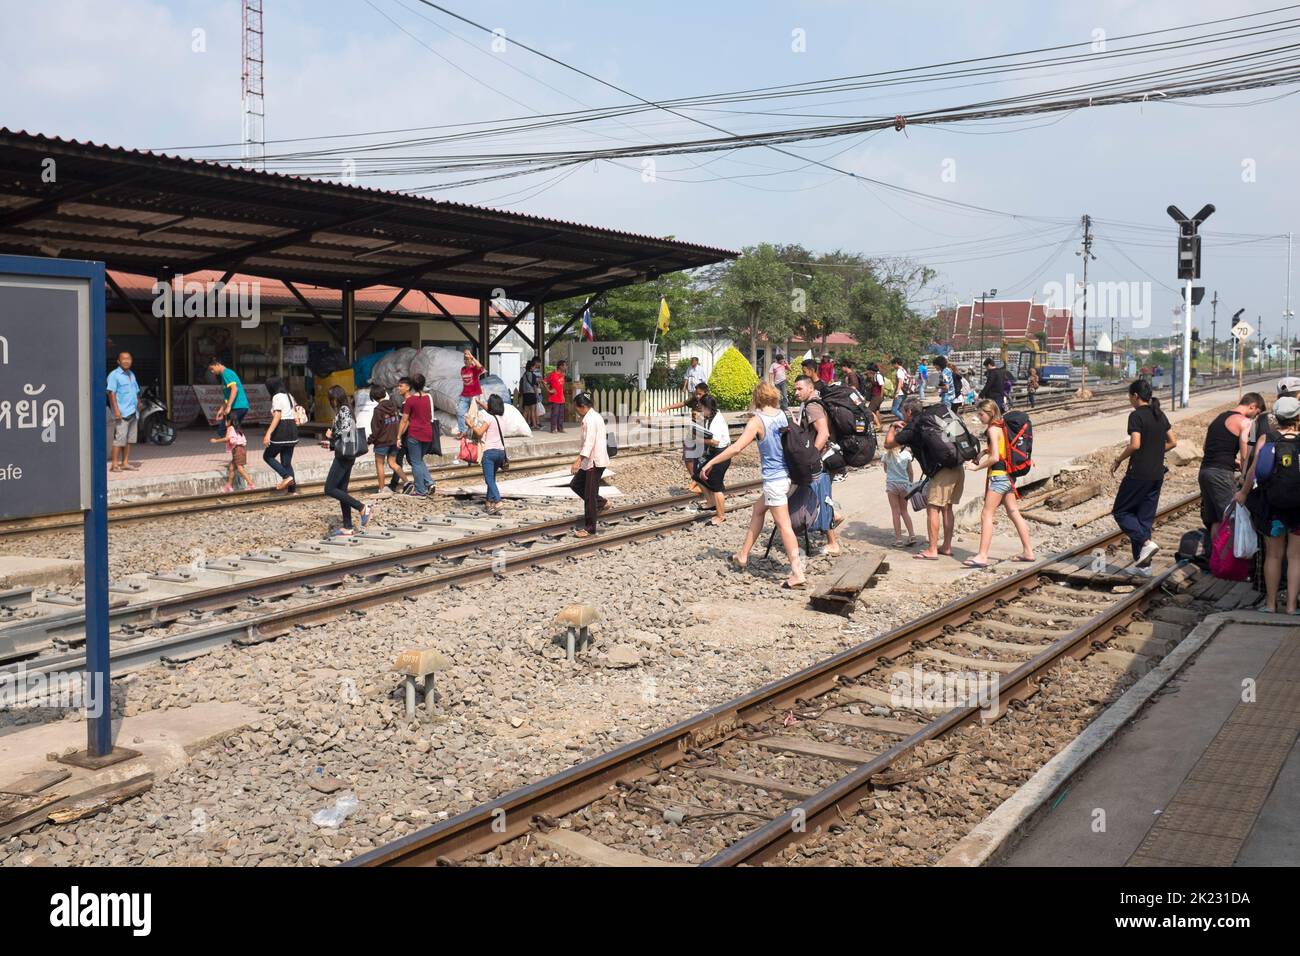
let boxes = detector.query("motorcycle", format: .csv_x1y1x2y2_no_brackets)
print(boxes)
138,384,176,445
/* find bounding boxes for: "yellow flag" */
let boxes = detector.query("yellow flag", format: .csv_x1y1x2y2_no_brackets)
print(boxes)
657,296,671,334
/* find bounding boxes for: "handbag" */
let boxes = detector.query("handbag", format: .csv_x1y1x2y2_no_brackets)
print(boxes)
906,477,929,512
458,434,480,465
1209,506,1252,581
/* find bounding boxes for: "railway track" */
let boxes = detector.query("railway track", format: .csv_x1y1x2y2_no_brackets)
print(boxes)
0,445,674,538
0,481,763,686
349,491,1223,868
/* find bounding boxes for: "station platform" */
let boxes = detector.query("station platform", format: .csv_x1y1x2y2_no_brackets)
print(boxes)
1001,613,1300,867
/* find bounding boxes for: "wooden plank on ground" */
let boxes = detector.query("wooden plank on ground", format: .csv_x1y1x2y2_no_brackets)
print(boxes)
752,736,879,765
0,791,63,826
538,829,689,867
825,551,888,595
1024,510,1062,526
694,767,817,799
0,768,70,796
1072,505,1115,529
816,712,924,736
1217,580,1260,611
1047,482,1102,511
46,773,153,825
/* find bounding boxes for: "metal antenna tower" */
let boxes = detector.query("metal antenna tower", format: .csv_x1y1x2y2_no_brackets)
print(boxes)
241,0,265,169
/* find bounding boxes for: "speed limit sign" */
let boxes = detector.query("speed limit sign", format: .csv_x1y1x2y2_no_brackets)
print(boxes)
1232,321,1254,340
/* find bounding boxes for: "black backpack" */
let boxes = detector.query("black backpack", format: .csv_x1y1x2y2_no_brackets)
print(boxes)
779,417,822,487
951,368,964,396
1000,410,1034,478
917,407,978,474
1262,433,1300,504
815,382,870,441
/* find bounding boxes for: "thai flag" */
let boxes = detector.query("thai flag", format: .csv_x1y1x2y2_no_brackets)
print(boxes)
580,307,595,341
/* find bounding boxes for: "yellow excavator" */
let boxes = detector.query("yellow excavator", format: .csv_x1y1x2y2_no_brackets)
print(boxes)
1000,338,1043,379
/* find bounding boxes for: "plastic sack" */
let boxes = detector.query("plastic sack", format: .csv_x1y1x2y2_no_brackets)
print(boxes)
1209,507,1252,581
311,791,358,828
1232,501,1259,559
352,349,391,387
370,347,417,389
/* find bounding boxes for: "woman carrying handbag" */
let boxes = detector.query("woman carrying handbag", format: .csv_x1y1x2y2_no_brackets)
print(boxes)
472,394,509,514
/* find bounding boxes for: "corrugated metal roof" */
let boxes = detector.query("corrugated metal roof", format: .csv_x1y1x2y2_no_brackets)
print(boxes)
0,128,737,302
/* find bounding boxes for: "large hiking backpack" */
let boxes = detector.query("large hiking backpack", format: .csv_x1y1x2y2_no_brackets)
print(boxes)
1000,410,1034,478
1259,433,1300,503
816,382,870,440
918,407,979,474
813,383,875,471
779,417,822,486
950,368,964,396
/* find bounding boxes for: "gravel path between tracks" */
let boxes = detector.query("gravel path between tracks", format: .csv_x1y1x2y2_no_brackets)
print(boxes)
0,402,1231,867
0,449,748,583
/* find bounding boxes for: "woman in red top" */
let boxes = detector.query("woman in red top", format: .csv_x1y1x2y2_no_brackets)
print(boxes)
545,360,568,433
398,373,435,496
818,354,835,384
455,349,484,437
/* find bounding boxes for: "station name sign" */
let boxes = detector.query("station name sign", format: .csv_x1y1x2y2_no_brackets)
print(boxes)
566,340,654,377
0,273,92,519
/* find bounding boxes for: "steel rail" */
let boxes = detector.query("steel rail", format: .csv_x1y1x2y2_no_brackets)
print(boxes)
702,561,1180,866
0,446,673,538
0,484,762,666
349,491,1199,867
2,483,764,686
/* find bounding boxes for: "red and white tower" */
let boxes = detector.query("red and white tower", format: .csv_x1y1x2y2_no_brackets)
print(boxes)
241,0,265,168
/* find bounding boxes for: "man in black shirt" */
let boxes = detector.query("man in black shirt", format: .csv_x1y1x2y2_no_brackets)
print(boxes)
980,358,1009,412
1111,381,1177,569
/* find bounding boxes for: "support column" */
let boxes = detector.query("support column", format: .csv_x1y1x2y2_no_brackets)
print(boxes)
478,296,490,362
343,286,356,364
534,300,546,366
163,276,175,417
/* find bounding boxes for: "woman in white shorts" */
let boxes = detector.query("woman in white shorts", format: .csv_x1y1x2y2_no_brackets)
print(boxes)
700,381,805,588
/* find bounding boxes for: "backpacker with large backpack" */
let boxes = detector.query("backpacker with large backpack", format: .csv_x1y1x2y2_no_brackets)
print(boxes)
779,415,823,487
813,381,877,470
1257,430,1300,503
916,406,980,475
1000,410,1034,479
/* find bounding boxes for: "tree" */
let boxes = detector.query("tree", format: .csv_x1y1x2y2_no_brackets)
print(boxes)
712,244,793,368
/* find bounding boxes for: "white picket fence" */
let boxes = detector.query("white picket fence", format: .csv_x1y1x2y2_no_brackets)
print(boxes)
586,387,690,418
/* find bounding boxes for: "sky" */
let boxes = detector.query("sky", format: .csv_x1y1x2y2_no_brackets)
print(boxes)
2,0,1297,348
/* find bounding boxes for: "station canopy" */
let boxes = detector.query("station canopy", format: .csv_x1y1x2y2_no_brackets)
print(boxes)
0,128,736,304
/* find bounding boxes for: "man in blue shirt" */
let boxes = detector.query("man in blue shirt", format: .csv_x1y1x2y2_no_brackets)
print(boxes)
935,355,955,409
207,356,249,434
916,359,928,401
106,351,141,471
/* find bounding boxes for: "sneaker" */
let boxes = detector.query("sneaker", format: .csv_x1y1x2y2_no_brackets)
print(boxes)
360,504,373,528
221,483,234,493
329,528,355,538
1131,565,1153,578
1136,540,1160,567
405,489,424,498
402,481,415,495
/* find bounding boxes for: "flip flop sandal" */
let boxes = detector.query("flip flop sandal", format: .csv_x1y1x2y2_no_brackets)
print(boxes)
782,581,807,590
727,556,747,572
912,553,939,561
963,559,990,568
1010,555,1036,563
574,529,593,538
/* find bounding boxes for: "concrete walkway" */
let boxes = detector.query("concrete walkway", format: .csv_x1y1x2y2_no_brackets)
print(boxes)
1001,616,1299,867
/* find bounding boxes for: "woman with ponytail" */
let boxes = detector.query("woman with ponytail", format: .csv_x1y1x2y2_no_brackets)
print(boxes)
1110,379,1177,571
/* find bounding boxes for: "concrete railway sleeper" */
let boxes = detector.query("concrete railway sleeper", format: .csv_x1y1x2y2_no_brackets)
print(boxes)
0,483,765,695
348,494,1213,867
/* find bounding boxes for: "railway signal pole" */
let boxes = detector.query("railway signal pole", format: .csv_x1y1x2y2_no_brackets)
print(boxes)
1167,203,1214,407
1076,214,1095,390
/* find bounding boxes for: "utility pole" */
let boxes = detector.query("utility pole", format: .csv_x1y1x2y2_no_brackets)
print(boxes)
1287,231,1293,376
1076,214,1095,390
1210,290,1218,377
